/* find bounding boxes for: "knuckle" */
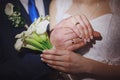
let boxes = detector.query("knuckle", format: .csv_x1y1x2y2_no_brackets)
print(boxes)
65,64,72,73
63,68,69,73
65,63,71,69
86,22,90,27
75,15,80,18
66,55,72,62
49,55,54,59
49,60,53,64
80,26,84,30
66,51,70,55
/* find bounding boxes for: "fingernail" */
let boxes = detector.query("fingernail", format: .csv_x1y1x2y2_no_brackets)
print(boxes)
40,54,43,57
90,36,93,39
41,58,44,61
79,35,82,38
79,36,82,39
87,38,90,42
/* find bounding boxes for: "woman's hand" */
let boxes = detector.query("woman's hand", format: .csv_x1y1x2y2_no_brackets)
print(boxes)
41,49,92,74
54,15,100,42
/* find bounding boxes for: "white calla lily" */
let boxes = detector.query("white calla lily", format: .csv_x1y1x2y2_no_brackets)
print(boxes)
5,3,14,16
14,39,23,51
36,20,49,34
27,25,36,34
15,31,26,38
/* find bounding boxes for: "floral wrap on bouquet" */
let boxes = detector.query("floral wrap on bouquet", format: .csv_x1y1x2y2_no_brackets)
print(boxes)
14,16,53,52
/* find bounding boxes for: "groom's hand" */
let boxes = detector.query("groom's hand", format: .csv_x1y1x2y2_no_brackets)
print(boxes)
50,27,86,50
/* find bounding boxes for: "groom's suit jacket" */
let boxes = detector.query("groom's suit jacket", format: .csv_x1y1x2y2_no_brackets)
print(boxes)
0,0,53,80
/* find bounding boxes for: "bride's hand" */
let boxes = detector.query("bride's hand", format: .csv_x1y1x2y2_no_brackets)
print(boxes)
41,49,91,74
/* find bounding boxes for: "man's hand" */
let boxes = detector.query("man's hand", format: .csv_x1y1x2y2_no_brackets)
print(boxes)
50,15,101,50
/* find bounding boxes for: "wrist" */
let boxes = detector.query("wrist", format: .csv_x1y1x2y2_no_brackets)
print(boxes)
82,57,97,74
77,57,94,74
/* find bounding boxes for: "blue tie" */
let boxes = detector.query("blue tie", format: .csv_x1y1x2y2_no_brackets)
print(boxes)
28,0,39,22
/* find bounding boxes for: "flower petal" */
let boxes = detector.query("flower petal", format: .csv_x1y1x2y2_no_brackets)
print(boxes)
14,39,23,51
36,20,49,34
15,31,26,38
5,3,14,16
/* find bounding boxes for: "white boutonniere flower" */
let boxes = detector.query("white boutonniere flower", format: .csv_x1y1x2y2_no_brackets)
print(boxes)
5,3,25,27
14,16,52,52
5,3,14,16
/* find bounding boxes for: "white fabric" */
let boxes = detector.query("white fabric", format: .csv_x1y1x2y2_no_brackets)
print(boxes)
56,0,72,24
20,0,45,16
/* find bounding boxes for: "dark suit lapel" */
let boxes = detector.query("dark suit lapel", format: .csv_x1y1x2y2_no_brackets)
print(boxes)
43,0,51,34
0,0,32,56
16,0,32,26
43,0,51,15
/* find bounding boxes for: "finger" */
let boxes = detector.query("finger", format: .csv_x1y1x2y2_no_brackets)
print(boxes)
41,58,66,67
93,31,101,38
63,31,78,41
63,37,83,49
70,16,82,37
81,15,94,40
72,38,83,44
47,64,67,73
67,41,86,50
74,16,89,43
76,23,85,40
42,49,60,55
41,53,64,61
43,49,67,56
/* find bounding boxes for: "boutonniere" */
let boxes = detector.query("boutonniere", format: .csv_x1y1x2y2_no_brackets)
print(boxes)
4,3,25,27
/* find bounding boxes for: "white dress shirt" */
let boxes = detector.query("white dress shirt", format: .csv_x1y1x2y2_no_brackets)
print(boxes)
20,0,45,17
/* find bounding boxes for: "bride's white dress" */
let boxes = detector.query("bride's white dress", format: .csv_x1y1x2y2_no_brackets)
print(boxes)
55,0,120,80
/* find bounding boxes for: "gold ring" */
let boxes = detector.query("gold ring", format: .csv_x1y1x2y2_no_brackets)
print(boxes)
72,17,79,25
72,39,74,44
79,37,82,39
75,22,80,25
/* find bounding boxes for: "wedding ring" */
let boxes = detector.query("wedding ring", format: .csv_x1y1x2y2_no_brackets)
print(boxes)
79,37,82,39
72,16,80,25
71,39,74,44
75,22,80,25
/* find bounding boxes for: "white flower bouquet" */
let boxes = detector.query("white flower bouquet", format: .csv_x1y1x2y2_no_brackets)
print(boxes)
14,16,53,52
